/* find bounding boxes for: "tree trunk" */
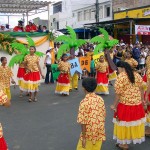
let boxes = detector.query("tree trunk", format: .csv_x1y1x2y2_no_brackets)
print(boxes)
70,47,75,56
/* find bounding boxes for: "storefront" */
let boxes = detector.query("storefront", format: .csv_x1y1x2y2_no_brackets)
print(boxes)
114,5,150,44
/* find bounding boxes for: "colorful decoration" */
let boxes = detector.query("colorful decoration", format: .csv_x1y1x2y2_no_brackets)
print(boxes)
0,33,16,55
93,52,104,65
79,56,91,72
68,58,82,76
56,26,86,59
90,28,119,55
51,64,60,81
9,36,44,68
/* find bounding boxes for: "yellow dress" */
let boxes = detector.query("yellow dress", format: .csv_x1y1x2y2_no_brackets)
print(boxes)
113,72,146,144
69,73,78,90
20,54,40,92
55,61,71,95
77,93,106,150
0,66,13,100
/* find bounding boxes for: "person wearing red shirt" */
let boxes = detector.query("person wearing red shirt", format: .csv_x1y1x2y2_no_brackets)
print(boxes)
25,20,37,32
13,20,25,32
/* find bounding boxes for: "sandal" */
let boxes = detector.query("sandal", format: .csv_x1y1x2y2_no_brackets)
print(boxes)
33,97,37,102
28,98,32,102
116,143,129,150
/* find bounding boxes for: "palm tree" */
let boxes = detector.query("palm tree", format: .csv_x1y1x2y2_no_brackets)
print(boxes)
90,28,119,55
56,26,86,59
9,36,44,68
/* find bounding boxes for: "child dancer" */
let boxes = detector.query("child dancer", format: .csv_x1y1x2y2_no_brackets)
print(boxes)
95,55,109,95
0,82,11,150
0,57,16,100
125,51,138,69
55,54,71,96
77,77,106,150
20,46,44,102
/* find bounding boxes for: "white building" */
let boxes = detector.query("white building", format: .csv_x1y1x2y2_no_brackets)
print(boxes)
50,0,112,38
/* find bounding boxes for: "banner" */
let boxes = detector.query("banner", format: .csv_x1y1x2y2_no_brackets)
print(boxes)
68,58,82,76
51,64,60,81
79,56,91,72
93,52,104,65
135,25,150,35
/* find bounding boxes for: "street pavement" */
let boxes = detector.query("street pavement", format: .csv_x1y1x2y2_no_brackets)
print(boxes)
1,81,150,150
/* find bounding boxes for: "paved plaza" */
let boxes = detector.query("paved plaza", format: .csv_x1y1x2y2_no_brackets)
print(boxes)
1,81,150,150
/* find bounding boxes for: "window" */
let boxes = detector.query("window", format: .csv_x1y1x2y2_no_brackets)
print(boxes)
99,6,103,19
84,10,89,20
105,5,110,17
90,9,95,20
78,11,83,22
53,2,62,14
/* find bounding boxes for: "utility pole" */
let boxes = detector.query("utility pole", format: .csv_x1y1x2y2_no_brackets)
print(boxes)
95,0,99,23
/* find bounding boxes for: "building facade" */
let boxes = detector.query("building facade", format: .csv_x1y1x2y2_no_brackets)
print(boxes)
50,0,112,33
112,0,150,44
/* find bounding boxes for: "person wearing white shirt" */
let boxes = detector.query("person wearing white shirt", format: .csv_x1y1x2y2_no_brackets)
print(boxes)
75,47,84,56
44,47,54,84
139,47,147,70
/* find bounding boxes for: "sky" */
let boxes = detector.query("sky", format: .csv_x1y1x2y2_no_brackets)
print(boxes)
0,0,60,28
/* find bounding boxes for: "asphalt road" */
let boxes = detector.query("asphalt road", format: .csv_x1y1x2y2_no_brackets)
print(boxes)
1,81,150,150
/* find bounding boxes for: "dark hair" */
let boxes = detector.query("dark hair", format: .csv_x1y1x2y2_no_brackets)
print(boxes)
46,50,50,54
117,61,135,84
82,77,97,92
126,51,133,57
30,46,36,53
0,57,6,62
43,26,47,29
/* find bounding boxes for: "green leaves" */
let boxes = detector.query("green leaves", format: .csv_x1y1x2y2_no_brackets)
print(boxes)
90,36,105,44
8,54,25,68
66,26,76,39
11,42,27,55
99,28,109,41
76,39,86,48
94,44,104,55
56,35,70,43
57,44,69,60
26,35,35,47
107,39,119,48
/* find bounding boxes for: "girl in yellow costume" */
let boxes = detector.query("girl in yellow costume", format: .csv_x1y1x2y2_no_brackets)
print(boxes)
55,54,71,96
95,55,109,95
20,46,44,102
0,57,16,100
125,51,138,69
0,82,11,150
111,61,146,150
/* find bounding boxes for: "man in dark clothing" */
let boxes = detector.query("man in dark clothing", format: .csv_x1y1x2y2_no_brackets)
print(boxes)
132,43,141,69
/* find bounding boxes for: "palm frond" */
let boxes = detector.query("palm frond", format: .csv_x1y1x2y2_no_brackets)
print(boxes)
35,51,45,57
11,42,27,54
66,26,76,39
9,54,25,68
26,36,35,46
76,39,86,48
99,28,109,41
90,36,105,44
94,44,104,55
56,35,71,43
57,44,69,60
107,39,119,48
